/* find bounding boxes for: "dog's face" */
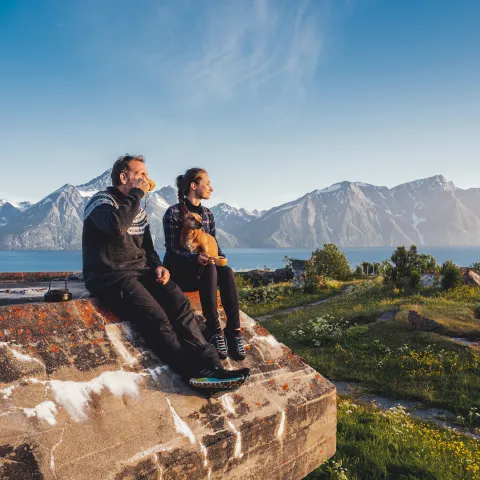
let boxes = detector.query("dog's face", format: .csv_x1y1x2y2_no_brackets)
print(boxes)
184,212,203,230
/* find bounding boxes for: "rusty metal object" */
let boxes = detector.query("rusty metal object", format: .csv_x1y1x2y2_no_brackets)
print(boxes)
0,275,336,480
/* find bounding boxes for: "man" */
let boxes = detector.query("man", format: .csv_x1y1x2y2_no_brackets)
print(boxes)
82,154,249,393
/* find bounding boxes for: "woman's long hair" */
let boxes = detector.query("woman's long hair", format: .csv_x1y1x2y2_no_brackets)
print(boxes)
176,167,207,203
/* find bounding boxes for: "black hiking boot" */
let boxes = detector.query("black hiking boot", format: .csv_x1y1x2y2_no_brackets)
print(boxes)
225,332,247,360
209,333,228,359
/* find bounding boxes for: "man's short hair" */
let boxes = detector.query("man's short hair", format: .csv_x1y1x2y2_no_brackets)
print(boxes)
111,154,145,186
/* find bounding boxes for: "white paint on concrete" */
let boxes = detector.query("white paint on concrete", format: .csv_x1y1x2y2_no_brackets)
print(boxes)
221,394,236,416
199,442,209,467
126,444,172,464
50,424,66,478
23,400,58,426
0,342,45,367
277,410,286,438
27,378,46,384
50,371,143,422
254,334,282,350
166,397,196,444
227,419,243,458
240,312,256,328
1,385,15,399
105,324,138,367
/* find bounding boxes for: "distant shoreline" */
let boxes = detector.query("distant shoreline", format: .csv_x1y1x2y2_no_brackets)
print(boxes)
1,247,480,273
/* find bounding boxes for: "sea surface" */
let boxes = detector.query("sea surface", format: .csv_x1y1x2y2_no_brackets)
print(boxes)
1,247,480,273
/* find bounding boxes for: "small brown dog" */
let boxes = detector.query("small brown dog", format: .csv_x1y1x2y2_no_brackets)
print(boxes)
180,212,219,258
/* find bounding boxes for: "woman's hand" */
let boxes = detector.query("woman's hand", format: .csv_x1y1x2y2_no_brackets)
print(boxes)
198,254,213,265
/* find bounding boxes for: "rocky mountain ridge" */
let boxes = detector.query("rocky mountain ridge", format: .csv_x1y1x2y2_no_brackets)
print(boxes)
1,173,480,249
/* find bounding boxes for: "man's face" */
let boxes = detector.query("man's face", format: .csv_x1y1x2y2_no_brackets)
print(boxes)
121,160,148,192
193,173,213,200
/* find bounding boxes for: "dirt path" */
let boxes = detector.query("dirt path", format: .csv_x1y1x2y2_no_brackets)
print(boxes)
255,296,336,322
335,380,480,441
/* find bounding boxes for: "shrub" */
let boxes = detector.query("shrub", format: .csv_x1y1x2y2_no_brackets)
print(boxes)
235,274,252,291
440,261,463,291
310,244,351,280
241,282,279,304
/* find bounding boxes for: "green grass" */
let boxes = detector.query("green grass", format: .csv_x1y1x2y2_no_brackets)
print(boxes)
235,276,346,318
263,281,480,422
240,288,341,318
307,397,480,479
243,278,480,478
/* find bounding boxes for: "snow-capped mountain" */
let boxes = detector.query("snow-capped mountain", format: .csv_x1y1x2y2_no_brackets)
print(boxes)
76,169,113,198
0,199,32,212
0,170,171,250
237,175,480,247
2,174,480,249
0,202,22,228
0,185,86,249
210,203,264,232
156,186,178,206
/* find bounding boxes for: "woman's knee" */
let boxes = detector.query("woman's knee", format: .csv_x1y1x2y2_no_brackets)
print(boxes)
202,263,217,279
218,265,235,281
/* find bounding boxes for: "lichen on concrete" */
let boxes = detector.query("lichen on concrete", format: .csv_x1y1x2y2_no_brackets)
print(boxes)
0,273,336,479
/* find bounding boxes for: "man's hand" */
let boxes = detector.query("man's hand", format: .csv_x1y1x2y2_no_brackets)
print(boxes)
155,266,170,285
197,254,214,265
133,177,150,194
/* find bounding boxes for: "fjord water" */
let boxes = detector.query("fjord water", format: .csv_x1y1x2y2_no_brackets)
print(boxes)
1,247,480,273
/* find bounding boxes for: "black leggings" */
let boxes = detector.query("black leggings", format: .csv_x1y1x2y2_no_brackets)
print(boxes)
170,263,241,335
96,273,221,377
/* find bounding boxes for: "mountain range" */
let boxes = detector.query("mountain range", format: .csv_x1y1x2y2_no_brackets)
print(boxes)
1,172,480,250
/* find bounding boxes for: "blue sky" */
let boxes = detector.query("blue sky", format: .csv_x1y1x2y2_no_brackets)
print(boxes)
1,0,479,210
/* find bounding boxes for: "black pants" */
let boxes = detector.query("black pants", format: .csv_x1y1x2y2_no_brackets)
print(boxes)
169,263,241,336
96,273,222,377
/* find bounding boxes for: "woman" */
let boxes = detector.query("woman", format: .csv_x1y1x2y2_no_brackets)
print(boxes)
163,168,246,361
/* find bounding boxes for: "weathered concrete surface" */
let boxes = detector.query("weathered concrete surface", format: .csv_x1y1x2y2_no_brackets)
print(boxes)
0,273,336,480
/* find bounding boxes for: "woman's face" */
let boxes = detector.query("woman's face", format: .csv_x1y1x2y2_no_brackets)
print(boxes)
192,173,213,200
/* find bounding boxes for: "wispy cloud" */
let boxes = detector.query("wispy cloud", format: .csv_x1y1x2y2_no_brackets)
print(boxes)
145,0,328,103
187,0,324,101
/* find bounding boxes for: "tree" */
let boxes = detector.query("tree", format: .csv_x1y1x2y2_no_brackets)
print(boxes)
382,260,394,284
388,245,436,289
362,261,373,275
440,261,463,290
354,264,363,276
408,270,421,293
391,246,411,285
310,244,351,280
418,254,437,273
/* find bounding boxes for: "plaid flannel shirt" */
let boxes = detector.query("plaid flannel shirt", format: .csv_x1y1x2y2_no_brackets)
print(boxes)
163,203,224,263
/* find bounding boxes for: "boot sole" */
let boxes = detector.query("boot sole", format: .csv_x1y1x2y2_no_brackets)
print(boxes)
189,377,245,391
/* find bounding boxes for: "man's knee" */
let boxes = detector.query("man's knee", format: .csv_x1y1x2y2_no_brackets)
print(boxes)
161,280,192,309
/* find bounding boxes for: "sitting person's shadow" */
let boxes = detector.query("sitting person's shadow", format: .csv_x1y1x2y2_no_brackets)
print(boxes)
96,296,209,398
